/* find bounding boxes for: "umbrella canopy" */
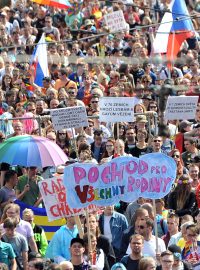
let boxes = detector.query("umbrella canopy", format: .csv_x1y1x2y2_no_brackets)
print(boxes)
0,135,68,167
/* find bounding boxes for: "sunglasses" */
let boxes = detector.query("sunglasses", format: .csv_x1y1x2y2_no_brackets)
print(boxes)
68,91,75,94
172,155,180,158
187,234,198,237
153,140,161,142
138,225,145,229
91,101,98,103
106,145,114,147
162,260,174,264
59,133,66,135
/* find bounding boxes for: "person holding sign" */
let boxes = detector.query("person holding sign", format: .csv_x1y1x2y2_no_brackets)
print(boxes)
137,218,166,258
84,214,116,270
45,217,79,263
83,233,105,270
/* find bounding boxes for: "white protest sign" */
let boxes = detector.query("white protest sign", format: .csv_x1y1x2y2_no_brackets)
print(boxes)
39,177,98,221
165,96,198,120
104,10,126,33
50,106,88,130
99,97,135,122
39,176,83,221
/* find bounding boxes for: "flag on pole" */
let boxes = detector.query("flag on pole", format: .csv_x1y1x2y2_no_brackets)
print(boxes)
32,0,72,9
153,0,194,63
31,33,49,87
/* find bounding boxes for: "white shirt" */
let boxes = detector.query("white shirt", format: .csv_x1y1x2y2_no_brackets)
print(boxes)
103,215,112,243
127,235,166,257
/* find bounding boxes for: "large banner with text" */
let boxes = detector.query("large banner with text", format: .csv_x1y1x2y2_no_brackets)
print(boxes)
39,177,98,221
63,154,177,208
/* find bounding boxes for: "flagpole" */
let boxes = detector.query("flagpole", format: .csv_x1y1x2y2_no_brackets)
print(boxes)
168,31,175,79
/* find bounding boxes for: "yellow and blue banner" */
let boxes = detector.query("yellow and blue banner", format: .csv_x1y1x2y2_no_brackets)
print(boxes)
15,200,65,241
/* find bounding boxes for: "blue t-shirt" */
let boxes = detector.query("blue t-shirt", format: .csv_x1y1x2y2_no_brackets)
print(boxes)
0,241,16,267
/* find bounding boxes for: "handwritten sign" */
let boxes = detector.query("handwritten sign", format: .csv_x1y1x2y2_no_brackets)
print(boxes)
50,106,88,131
64,154,177,208
99,97,135,122
39,177,83,221
104,10,126,33
165,96,198,120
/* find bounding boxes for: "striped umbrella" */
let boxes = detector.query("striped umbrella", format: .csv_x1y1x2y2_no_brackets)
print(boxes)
0,135,68,167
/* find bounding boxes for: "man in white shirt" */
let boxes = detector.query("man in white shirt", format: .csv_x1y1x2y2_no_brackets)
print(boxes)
43,15,60,41
137,217,166,258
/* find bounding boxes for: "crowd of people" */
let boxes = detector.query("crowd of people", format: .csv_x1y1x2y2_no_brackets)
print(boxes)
0,0,200,270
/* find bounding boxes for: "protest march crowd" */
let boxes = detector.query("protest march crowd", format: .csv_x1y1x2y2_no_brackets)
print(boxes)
1,0,200,270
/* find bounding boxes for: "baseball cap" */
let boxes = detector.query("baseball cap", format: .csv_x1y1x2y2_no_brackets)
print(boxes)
142,94,152,100
43,76,51,82
168,245,182,260
28,252,42,261
179,120,192,130
84,19,93,27
70,237,85,247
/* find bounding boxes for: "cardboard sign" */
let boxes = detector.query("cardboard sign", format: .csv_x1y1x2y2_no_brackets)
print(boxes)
39,177,83,221
39,177,99,221
104,10,126,33
50,106,88,130
99,97,135,122
165,96,198,120
64,154,177,208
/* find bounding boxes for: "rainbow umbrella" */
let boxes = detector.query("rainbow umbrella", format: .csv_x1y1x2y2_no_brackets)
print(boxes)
0,135,68,167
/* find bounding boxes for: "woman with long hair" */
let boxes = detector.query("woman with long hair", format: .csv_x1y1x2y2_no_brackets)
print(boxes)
133,129,150,157
134,104,146,114
83,233,105,270
169,149,188,179
168,174,197,217
113,123,126,141
2,75,14,92
78,144,97,164
84,214,115,270
101,138,115,160
56,129,71,156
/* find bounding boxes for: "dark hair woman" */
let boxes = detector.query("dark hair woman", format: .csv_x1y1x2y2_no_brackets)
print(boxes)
169,149,188,179
2,74,14,92
84,214,116,270
101,138,115,159
56,129,71,156
168,174,197,217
